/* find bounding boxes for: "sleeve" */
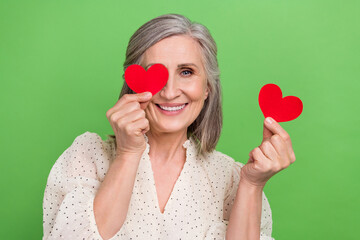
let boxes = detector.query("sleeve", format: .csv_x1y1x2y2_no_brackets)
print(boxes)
42,132,127,240
225,161,274,240
205,161,274,240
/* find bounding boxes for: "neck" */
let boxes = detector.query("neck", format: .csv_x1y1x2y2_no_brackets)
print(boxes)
145,130,188,166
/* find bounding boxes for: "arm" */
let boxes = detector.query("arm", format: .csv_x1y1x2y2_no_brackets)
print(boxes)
226,179,264,240
42,132,106,240
222,161,274,240
93,153,142,240
42,132,142,240
225,116,296,239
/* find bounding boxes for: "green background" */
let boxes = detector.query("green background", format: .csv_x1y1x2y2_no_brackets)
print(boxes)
1,0,359,239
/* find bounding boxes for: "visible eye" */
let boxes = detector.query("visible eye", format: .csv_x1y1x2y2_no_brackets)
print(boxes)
180,69,193,77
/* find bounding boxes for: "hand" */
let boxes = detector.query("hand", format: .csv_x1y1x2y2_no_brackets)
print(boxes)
240,117,296,188
106,91,152,157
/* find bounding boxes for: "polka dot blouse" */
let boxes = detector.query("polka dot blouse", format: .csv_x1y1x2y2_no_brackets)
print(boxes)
42,131,274,240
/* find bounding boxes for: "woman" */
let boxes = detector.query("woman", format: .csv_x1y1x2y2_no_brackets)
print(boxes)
42,14,295,240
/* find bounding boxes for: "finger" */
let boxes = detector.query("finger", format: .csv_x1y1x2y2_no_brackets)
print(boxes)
130,117,150,136
264,117,293,150
251,147,271,171
140,98,152,110
141,123,150,134
270,134,291,167
108,101,141,123
259,140,278,163
117,92,152,110
262,122,273,143
248,151,255,164
116,109,146,127
107,92,152,118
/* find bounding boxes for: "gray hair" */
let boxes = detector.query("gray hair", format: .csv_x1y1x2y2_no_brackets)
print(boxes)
109,13,222,157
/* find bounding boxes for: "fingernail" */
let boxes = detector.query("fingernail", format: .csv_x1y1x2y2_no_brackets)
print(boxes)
144,92,152,97
266,117,273,124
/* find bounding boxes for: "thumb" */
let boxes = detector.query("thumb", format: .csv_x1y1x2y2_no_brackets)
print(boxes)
262,117,273,142
139,92,152,110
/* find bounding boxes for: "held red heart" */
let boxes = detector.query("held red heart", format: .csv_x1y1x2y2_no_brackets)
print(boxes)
258,84,303,122
124,64,169,96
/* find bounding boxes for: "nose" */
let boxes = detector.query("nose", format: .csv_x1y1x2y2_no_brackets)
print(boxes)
159,72,181,99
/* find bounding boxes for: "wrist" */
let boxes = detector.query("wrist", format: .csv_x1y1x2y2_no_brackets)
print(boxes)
113,152,142,166
239,178,265,192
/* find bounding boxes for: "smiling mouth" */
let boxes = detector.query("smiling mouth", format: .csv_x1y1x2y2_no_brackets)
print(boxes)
155,103,188,111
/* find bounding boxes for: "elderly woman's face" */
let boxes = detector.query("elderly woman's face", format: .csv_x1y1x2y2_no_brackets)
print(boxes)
142,34,209,135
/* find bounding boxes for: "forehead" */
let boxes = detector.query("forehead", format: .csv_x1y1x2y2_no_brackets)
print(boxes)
142,35,203,65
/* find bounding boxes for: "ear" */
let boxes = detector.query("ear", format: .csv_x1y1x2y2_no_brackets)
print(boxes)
204,83,210,100
204,87,209,100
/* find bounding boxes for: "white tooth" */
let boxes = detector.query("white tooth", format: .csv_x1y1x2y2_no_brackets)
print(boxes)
159,104,185,111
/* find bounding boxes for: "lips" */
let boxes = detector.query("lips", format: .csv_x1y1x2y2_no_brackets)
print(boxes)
155,103,188,107
155,103,188,111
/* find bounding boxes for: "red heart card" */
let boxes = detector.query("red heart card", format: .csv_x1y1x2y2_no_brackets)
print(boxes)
124,64,169,96
258,84,303,122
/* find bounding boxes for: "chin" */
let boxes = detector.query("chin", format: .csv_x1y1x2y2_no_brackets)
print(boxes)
152,123,187,134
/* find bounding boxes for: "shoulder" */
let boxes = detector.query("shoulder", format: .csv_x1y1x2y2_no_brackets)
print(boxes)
72,131,103,146
71,131,115,155
203,149,245,172
63,131,115,180
200,149,245,189
198,149,245,198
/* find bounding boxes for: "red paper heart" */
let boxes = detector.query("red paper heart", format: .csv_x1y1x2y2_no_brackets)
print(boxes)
124,64,169,96
258,84,303,122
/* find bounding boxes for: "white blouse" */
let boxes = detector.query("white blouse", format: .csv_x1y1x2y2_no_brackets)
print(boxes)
42,131,274,240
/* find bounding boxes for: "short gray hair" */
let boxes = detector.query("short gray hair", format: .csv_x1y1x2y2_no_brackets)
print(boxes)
110,13,222,157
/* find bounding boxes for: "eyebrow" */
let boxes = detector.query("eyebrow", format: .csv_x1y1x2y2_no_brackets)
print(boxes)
145,63,199,70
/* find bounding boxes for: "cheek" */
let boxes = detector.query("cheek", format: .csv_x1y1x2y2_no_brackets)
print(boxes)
185,81,207,100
